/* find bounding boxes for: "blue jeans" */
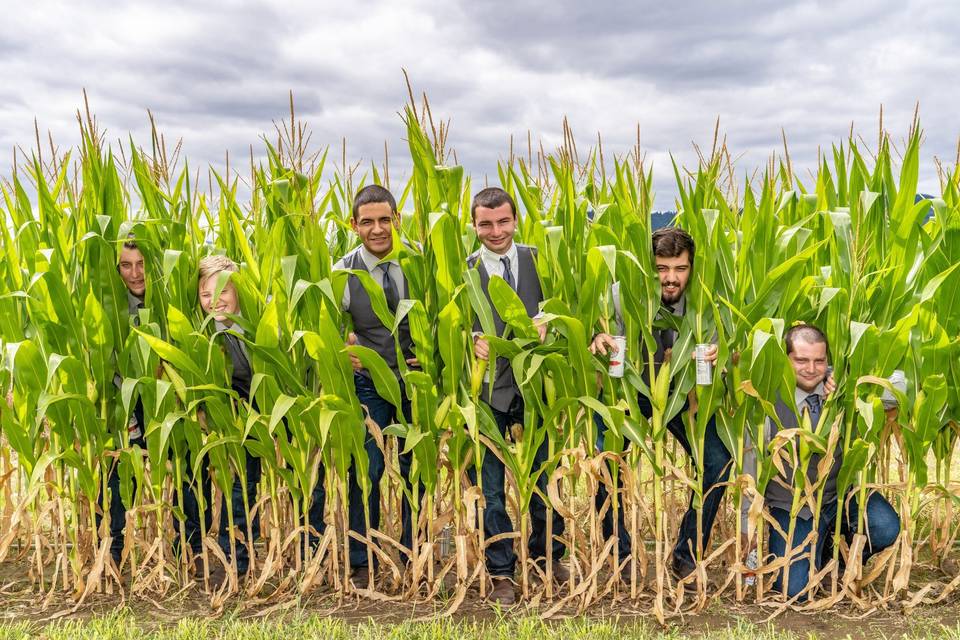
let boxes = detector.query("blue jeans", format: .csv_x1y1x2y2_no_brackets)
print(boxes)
350,372,420,569
468,395,566,576
768,491,900,599
594,394,731,570
99,402,146,562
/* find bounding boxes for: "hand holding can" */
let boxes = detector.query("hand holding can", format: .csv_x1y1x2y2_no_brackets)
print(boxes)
608,335,627,378
695,343,713,385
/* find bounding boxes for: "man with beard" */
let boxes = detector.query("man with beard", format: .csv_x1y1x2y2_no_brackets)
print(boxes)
590,227,727,581
468,186,567,605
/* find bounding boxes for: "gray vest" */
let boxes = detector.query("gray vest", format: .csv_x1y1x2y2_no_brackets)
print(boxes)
343,248,414,377
223,333,252,401
467,245,542,413
764,394,842,519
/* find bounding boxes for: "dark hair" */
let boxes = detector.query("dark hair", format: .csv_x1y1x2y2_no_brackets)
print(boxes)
785,323,829,356
470,187,517,220
121,233,139,251
352,184,397,219
652,227,695,265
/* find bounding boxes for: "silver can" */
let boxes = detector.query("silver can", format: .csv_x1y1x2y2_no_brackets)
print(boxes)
744,548,758,587
438,523,453,557
695,343,713,385
608,335,627,378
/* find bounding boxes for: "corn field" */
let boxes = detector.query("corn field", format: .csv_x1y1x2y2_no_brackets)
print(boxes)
0,99,958,621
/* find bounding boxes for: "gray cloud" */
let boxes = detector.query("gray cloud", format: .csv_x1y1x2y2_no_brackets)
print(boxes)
1,0,958,210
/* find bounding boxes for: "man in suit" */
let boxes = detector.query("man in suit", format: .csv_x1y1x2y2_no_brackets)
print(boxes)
590,227,727,580
333,184,420,589
99,238,149,566
743,324,900,599
468,186,567,605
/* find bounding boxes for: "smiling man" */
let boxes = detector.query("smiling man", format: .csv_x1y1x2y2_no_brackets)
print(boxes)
467,186,565,606
746,324,900,599
590,227,728,581
333,184,420,589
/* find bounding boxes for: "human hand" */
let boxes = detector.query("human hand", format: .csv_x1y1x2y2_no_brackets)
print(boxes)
824,371,836,396
691,343,718,364
347,332,363,371
536,322,548,343
589,333,620,356
474,335,490,361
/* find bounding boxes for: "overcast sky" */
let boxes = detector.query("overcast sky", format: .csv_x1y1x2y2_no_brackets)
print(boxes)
2,0,958,210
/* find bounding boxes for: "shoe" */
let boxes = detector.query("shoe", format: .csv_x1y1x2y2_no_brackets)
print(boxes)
670,554,696,580
534,558,571,584
550,561,571,584
350,567,373,590
489,577,516,605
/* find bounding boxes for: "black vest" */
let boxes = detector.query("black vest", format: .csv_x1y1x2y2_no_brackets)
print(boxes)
764,393,842,518
342,248,415,377
467,244,543,413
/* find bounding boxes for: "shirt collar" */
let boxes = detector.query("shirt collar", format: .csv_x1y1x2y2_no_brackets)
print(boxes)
795,381,826,406
359,245,398,271
659,293,685,317
127,290,144,310
479,241,517,265
215,317,245,334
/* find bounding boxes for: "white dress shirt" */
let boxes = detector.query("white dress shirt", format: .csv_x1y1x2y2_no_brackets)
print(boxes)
334,245,406,311
478,242,520,287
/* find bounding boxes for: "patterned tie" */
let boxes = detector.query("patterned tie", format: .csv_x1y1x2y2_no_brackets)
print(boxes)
500,256,516,290
805,393,822,428
379,263,400,311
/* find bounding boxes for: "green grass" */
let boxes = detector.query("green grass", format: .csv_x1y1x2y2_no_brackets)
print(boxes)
0,610,958,640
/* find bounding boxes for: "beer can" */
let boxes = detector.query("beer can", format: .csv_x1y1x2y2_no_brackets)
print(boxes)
438,523,453,557
744,548,758,587
608,335,627,378
695,343,713,385
128,415,142,441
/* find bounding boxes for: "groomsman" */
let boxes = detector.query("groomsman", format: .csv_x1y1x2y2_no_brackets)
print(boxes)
100,238,149,565
468,186,566,605
333,184,420,588
742,324,900,599
591,227,727,580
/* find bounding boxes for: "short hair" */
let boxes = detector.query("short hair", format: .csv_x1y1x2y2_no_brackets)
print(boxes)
652,227,695,265
471,187,517,220
785,323,829,356
121,233,140,252
198,255,239,285
352,185,397,219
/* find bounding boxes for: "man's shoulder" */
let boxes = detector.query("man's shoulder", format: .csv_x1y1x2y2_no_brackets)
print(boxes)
333,246,363,270
467,249,481,265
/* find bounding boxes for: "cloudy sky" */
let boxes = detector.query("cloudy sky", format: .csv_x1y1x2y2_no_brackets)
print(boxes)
2,0,958,209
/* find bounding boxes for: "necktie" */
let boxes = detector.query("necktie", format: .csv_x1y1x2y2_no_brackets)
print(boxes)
659,305,675,351
500,256,515,290
379,263,400,311
804,393,822,428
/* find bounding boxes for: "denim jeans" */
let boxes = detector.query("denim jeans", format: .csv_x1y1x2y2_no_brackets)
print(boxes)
98,401,146,561
768,491,900,599
468,395,566,577
350,372,419,569
594,394,731,570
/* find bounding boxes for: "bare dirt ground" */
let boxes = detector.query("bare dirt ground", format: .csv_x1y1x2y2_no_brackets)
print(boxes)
1,557,957,639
